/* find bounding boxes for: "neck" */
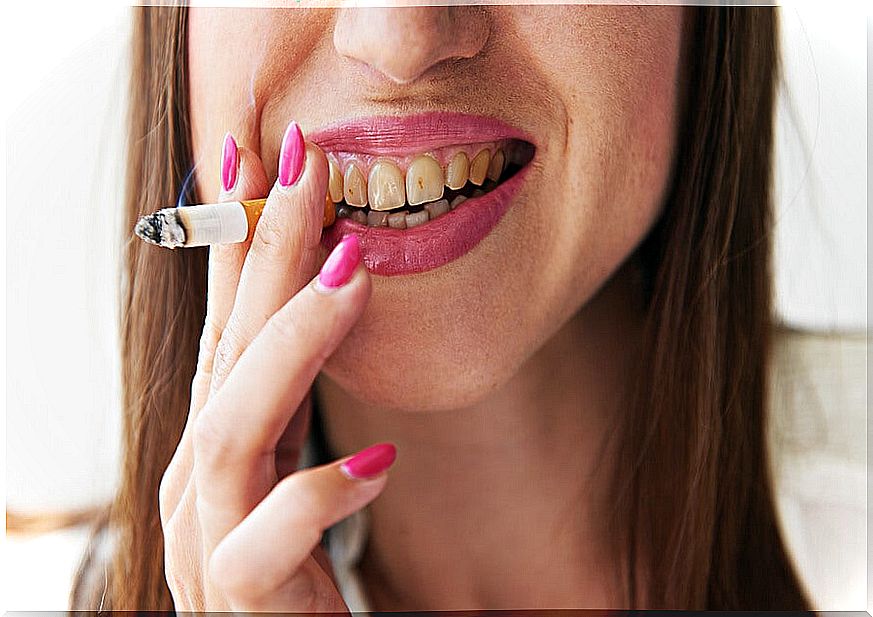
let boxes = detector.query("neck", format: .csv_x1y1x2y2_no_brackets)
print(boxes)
315,263,646,610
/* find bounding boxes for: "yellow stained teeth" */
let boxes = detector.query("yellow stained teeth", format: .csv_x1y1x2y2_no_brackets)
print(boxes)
469,149,491,186
450,195,467,209
350,209,367,224
387,211,407,229
328,158,344,203
425,199,450,219
368,160,406,211
445,152,470,190
367,210,389,227
486,149,505,182
323,193,335,227
327,141,524,218
406,210,429,228
406,155,444,206
343,163,368,207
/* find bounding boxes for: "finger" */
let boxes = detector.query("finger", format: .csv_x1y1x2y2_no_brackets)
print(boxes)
194,241,370,548
209,122,329,397
275,391,313,480
195,138,271,414
162,135,271,520
208,444,396,610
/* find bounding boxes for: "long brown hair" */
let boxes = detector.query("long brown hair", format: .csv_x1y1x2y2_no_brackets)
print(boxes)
614,8,810,608
72,5,810,610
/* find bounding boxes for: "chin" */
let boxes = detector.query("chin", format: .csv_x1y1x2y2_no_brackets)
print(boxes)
319,295,524,413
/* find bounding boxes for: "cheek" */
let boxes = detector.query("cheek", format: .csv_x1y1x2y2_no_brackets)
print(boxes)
188,10,262,201
560,8,683,292
188,9,324,200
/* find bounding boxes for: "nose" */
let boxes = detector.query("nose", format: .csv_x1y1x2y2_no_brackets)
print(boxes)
333,7,489,85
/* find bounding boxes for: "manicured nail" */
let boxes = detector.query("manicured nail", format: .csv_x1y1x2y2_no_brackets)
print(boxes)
318,235,361,289
278,121,305,187
340,443,397,480
221,132,238,193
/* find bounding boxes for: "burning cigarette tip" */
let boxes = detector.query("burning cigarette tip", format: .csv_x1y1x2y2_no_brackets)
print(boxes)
134,209,187,249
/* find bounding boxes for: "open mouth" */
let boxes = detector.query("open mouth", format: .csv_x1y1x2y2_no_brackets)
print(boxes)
326,139,535,229
314,113,536,277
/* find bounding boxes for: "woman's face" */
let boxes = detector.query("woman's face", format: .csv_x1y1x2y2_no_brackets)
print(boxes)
188,6,684,412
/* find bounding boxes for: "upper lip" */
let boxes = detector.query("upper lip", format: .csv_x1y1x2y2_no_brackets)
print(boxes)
306,111,534,156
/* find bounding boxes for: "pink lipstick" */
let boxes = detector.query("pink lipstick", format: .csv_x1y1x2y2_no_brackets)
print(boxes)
313,112,535,276
308,112,533,155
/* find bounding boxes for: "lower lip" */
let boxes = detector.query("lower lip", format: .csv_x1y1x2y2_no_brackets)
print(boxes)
321,165,531,277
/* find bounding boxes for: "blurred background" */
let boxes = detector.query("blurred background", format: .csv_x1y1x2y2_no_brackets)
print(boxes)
3,1,869,611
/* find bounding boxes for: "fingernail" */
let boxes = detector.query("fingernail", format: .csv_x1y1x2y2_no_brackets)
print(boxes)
340,443,397,480
221,132,238,193
317,235,361,289
278,121,305,188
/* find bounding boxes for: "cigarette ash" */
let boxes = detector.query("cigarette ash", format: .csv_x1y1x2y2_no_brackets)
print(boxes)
134,208,187,249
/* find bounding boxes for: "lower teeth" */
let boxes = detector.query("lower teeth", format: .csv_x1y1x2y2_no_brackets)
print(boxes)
335,177,500,228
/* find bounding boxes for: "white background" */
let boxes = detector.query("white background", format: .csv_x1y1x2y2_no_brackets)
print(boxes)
2,1,869,612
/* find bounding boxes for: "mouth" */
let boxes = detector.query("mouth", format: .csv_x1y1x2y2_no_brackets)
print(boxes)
314,113,536,277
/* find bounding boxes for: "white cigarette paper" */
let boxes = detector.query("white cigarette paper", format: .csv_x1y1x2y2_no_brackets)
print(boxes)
177,202,250,247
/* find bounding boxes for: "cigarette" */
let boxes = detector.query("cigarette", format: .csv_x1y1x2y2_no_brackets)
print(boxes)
134,195,337,249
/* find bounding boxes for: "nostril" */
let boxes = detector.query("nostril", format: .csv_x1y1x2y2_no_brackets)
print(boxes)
337,37,444,86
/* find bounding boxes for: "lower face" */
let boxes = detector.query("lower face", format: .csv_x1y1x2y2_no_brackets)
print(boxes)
188,6,684,412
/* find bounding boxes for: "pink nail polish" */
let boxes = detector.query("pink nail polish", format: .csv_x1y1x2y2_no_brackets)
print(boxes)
318,235,361,289
221,132,238,192
278,121,305,187
340,443,397,480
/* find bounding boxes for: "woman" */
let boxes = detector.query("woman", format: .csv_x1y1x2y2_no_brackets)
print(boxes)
73,4,811,611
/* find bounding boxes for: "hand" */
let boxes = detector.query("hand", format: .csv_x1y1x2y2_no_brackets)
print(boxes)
157,123,394,612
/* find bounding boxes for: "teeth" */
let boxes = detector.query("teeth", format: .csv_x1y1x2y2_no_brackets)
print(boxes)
445,152,470,190
405,210,429,228
344,163,368,207
387,211,407,229
333,187,483,227
328,158,344,203
329,139,527,226
406,155,444,206
424,199,450,219
350,209,367,225
368,160,406,211
449,195,467,210
469,149,491,186
486,149,505,182
367,210,389,227
323,193,336,227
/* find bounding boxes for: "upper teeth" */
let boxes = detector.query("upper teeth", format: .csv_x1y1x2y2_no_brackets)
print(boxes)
468,149,491,186
326,142,511,212
406,155,444,206
368,160,406,210
343,163,368,207
445,152,470,190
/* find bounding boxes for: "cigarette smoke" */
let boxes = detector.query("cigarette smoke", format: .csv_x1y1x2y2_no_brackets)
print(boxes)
176,162,199,209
